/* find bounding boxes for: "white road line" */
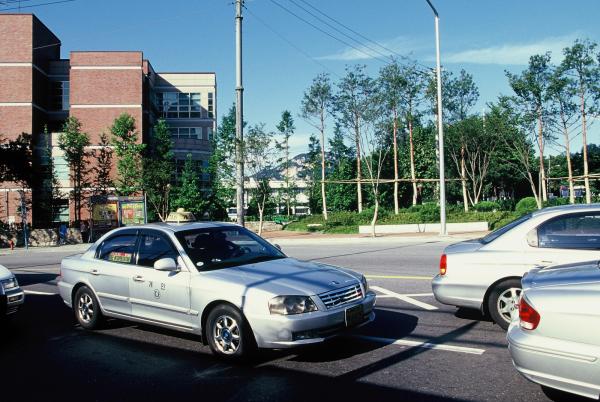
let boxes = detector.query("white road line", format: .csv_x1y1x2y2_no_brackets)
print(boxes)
404,293,435,297
371,286,438,311
375,295,395,299
355,335,485,355
23,290,58,296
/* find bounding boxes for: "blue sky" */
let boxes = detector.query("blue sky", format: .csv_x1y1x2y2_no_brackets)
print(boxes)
19,0,600,155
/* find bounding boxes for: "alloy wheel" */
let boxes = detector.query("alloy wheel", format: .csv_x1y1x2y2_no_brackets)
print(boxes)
78,293,94,323
496,287,521,323
212,315,241,355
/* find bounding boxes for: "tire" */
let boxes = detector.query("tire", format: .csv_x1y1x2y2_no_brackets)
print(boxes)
74,286,103,330
487,279,522,330
206,304,255,360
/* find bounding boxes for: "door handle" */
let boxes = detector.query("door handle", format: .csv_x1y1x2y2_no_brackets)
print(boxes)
90,269,100,276
133,275,145,282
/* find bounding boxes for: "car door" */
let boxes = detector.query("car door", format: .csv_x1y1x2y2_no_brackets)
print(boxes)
524,212,600,267
129,229,192,329
92,230,139,316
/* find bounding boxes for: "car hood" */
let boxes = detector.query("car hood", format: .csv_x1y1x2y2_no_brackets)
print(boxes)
0,264,12,279
206,258,361,296
444,239,484,254
523,260,600,290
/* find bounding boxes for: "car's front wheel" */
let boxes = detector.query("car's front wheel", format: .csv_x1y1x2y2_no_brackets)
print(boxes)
74,286,103,330
206,304,255,360
488,279,522,330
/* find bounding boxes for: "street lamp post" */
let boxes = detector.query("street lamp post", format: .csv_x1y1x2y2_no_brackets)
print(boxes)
425,0,447,236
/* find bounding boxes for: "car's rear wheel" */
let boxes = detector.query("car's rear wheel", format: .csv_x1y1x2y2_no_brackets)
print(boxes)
488,279,522,330
74,286,103,330
206,304,255,360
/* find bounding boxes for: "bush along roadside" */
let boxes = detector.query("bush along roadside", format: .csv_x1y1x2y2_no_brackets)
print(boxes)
284,208,525,234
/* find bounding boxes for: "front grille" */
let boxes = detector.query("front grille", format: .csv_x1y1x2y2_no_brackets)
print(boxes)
319,283,363,310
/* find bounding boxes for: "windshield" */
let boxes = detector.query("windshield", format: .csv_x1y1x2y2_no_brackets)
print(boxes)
175,226,286,270
480,213,533,244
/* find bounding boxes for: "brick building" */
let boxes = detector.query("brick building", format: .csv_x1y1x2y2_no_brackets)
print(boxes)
0,14,216,226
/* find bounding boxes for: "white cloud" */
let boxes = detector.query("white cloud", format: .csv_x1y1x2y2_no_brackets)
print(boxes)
443,33,582,65
317,36,422,61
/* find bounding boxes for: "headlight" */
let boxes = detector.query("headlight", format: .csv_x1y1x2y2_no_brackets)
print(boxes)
1,276,18,292
361,275,369,293
269,295,318,315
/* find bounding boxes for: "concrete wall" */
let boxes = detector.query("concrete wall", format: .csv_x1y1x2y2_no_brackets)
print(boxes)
358,222,489,234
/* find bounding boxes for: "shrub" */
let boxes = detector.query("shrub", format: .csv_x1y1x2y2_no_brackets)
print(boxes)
472,201,500,212
543,197,569,207
496,198,516,211
418,203,440,222
515,197,539,214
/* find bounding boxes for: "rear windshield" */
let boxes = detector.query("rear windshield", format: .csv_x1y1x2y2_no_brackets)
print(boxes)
481,213,532,244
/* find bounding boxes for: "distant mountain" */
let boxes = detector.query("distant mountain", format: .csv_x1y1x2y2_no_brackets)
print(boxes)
254,153,312,181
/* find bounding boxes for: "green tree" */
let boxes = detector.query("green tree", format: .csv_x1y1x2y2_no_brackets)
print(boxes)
506,53,553,203
301,73,333,220
110,113,146,196
91,132,113,197
275,110,296,216
142,120,174,221
245,123,274,235
562,39,599,203
305,134,322,214
59,116,90,224
326,124,356,211
334,65,375,213
171,154,206,217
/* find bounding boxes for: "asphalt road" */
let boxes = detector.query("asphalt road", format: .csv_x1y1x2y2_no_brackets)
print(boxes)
0,240,585,402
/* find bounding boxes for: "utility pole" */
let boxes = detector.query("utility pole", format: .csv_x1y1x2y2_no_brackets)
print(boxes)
426,0,446,236
235,0,245,227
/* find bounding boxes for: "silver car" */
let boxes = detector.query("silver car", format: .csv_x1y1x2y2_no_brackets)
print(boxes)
432,204,600,329
508,261,600,400
58,222,376,359
0,264,24,317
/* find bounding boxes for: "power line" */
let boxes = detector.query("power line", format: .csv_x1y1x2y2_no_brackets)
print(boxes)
244,6,340,78
0,0,75,11
268,0,391,64
286,0,395,63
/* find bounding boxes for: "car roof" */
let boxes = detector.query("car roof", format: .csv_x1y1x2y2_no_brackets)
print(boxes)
530,203,600,217
116,221,241,233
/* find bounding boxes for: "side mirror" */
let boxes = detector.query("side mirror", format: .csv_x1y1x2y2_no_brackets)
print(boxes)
154,257,179,272
526,228,539,248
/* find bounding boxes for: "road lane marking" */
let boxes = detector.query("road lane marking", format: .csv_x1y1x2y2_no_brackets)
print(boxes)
355,335,485,355
371,285,438,310
23,290,58,296
366,275,432,280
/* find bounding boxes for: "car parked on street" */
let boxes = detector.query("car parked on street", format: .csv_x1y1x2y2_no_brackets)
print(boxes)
0,264,25,318
432,204,600,329
508,260,600,400
58,222,376,359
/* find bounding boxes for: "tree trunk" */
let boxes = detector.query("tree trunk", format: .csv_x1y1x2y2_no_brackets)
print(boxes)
537,109,548,202
581,91,591,204
461,146,469,212
527,170,542,209
393,110,399,215
561,110,575,204
258,203,264,237
320,111,328,220
370,196,379,238
355,117,363,213
408,118,417,206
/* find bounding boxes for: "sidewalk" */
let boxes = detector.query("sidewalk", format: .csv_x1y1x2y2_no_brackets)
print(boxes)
0,230,487,255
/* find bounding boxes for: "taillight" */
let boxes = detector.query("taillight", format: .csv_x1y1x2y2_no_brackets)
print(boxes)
439,254,447,275
519,297,540,330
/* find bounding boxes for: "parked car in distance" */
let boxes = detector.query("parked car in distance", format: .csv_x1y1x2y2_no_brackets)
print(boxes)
0,264,25,318
432,204,600,329
58,222,376,359
508,260,600,400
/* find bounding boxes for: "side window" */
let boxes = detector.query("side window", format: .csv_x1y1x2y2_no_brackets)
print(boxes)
137,233,179,268
98,234,137,264
538,213,600,249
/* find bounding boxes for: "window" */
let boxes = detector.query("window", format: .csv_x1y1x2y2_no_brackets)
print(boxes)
53,155,69,181
538,213,600,249
207,92,214,118
169,127,203,140
157,92,201,119
207,127,213,141
481,213,532,244
137,233,179,268
98,234,138,263
51,81,69,111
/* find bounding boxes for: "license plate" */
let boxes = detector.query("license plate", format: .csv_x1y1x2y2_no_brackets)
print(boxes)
345,304,364,327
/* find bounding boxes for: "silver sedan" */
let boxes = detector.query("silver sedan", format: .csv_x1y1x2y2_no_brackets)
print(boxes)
432,204,600,329
508,261,600,400
58,222,376,359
